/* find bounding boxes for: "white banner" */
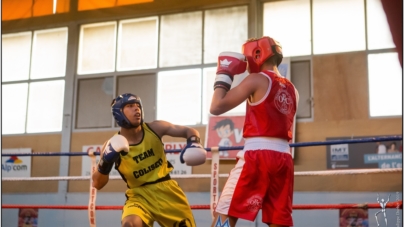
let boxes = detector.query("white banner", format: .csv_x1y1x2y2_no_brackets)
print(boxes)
2,148,32,177
164,142,192,175
82,145,119,177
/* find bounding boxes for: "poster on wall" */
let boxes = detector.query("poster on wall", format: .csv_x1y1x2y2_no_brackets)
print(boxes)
326,136,403,169
18,208,38,227
205,115,245,159
2,148,32,177
205,114,296,160
339,208,369,227
163,142,192,175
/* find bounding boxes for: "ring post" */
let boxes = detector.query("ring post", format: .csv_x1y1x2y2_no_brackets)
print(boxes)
210,146,220,220
88,150,97,227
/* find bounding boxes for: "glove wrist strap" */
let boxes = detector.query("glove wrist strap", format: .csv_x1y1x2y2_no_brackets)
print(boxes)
97,158,114,175
215,74,233,83
187,135,201,144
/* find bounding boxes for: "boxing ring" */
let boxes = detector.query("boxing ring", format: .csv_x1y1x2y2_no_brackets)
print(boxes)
2,135,403,227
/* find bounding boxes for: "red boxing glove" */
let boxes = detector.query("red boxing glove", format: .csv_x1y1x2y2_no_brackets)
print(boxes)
214,52,247,91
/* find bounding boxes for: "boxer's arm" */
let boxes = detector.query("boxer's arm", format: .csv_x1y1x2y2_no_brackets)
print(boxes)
149,120,200,139
210,73,262,115
148,121,206,166
92,141,109,190
92,135,129,190
92,167,109,190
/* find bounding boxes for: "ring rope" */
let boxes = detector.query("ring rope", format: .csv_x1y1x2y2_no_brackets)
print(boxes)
2,135,402,156
2,201,402,210
2,168,401,181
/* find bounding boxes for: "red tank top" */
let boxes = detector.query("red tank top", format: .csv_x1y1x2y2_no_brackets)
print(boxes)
243,70,298,140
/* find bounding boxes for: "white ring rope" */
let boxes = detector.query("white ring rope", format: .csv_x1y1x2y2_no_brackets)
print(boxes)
2,168,401,181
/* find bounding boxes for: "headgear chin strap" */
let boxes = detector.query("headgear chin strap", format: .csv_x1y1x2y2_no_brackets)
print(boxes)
241,36,283,73
111,93,144,128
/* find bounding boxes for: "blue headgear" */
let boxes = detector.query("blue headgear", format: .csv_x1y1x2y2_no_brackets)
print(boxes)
111,93,144,128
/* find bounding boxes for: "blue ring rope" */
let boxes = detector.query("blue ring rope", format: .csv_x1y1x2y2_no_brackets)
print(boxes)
2,135,402,157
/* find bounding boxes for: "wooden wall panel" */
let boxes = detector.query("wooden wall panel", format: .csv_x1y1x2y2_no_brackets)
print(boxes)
295,172,402,192
313,51,369,122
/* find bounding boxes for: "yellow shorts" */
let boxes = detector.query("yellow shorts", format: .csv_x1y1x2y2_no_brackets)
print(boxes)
122,179,196,227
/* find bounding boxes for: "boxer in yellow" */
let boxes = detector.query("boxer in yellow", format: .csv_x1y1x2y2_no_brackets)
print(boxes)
92,93,207,227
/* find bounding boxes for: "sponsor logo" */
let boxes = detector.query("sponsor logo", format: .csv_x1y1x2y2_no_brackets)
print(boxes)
375,193,390,227
220,59,232,67
274,89,293,114
2,156,28,172
246,196,262,212
214,216,230,227
6,155,23,164
330,144,349,161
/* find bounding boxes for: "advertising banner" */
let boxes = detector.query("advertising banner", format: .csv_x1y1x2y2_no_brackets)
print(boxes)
2,148,32,177
205,115,246,159
18,208,38,227
339,208,369,227
326,136,402,169
164,142,192,175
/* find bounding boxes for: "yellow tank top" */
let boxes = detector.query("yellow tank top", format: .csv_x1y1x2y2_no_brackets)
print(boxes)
115,123,173,188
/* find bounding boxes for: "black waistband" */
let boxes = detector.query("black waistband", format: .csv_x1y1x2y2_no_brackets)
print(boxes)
141,174,171,186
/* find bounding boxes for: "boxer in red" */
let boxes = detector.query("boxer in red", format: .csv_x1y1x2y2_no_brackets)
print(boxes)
210,36,299,227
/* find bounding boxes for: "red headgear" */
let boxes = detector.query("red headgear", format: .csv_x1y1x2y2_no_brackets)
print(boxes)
241,36,283,73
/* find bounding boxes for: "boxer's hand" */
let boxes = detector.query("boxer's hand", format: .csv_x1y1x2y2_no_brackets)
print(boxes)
98,135,129,175
180,136,207,166
214,52,247,91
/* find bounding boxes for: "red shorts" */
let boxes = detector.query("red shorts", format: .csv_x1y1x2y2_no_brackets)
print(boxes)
215,149,294,226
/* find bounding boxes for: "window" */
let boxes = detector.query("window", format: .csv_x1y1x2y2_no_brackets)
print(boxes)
31,28,68,79
2,83,29,134
263,0,311,57
366,0,395,50
159,11,203,67
78,22,117,74
75,6,248,129
204,6,248,63
157,69,202,125
27,80,65,133
291,60,312,119
76,77,113,129
2,28,68,134
117,74,157,123
117,17,158,71
366,0,400,117
2,32,32,82
313,0,365,54
367,53,402,117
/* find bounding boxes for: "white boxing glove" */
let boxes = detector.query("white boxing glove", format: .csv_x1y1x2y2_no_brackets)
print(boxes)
180,136,207,166
98,134,129,175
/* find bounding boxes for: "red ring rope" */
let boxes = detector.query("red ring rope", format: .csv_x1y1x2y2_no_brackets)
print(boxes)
2,201,402,210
